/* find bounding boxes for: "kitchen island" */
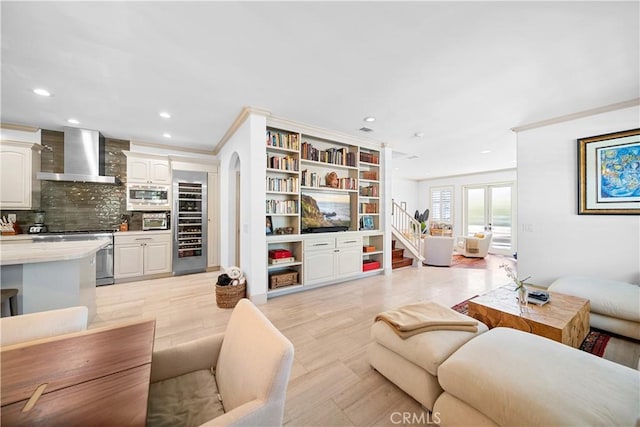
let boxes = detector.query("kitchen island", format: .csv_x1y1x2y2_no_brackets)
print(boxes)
0,240,108,318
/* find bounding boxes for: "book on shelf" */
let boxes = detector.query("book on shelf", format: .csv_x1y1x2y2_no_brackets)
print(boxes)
360,171,378,180
301,142,356,167
359,152,379,164
359,185,378,197
266,130,299,151
360,203,378,214
267,154,299,171
266,176,299,193
266,199,298,214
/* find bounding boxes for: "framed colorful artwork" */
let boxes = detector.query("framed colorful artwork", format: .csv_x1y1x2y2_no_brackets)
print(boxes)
578,128,640,214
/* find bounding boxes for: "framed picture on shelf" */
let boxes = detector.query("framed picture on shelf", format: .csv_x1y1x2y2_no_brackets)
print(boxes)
578,128,640,215
361,215,374,230
266,216,273,235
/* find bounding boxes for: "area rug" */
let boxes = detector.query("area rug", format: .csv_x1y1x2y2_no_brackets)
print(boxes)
450,254,486,269
451,299,640,369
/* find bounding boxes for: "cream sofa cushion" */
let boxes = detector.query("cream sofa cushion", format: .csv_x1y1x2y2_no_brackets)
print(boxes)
371,319,487,376
148,370,224,427
437,328,640,426
549,276,640,322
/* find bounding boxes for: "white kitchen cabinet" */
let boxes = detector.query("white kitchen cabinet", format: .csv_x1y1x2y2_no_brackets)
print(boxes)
114,232,172,281
303,235,362,286
0,141,41,210
124,151,171,184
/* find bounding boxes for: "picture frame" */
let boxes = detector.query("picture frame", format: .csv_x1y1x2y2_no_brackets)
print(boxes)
578,128,640,215
266,216,273,235
361,215,374,230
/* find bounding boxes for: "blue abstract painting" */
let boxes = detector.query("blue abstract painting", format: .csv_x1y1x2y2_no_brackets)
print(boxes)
597,142,640,202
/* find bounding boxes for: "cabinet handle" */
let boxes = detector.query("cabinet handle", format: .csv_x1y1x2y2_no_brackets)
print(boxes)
135,238,153,241
313,243,329,246
343,240,357,243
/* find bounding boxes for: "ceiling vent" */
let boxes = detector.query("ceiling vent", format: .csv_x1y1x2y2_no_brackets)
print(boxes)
359,127,374,133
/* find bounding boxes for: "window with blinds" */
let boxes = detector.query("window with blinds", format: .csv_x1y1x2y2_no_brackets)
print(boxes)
430,186,453,224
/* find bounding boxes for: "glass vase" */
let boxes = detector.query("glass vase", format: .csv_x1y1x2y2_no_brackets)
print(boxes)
517,285,528,306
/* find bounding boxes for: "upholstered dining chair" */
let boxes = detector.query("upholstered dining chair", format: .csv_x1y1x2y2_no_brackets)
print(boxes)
147,298,295,427
455,232,493,258
421,235,455,266
0,306,88,346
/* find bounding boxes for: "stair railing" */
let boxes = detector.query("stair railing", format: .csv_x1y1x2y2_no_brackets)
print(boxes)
391,201,422,258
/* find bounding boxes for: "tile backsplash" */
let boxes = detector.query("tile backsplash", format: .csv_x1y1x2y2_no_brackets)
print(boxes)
1,130,131,232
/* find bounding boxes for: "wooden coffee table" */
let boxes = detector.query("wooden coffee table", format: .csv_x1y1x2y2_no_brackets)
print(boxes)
468,286,590,348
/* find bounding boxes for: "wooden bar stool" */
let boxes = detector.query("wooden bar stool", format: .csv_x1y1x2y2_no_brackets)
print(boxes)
1,289,19,316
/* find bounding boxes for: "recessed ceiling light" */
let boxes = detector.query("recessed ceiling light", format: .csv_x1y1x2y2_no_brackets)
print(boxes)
480,150,492,154
33,88,51,97
363,116,376,123
163,133,172,138
414,132,424,138
159,112,171,119
67,118,80,124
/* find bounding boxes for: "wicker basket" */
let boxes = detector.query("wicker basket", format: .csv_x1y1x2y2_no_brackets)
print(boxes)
215,282,246,309
269,270,298,289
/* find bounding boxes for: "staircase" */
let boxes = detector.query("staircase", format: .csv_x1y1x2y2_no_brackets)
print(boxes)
392,240,414,269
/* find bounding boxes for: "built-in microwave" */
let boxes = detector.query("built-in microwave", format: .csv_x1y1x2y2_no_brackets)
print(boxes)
142,212,169,230
126,184,170,211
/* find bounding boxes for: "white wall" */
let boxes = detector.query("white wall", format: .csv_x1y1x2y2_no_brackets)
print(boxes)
417,169,517,238
391,176,419,215
218,113,269,304
516,105,640,285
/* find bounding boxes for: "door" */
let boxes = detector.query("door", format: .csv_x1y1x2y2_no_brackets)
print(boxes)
145,240,171,275
463,183,515,255
114,244,144,279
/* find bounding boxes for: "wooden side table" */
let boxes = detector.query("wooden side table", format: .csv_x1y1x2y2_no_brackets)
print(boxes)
468,286,590,348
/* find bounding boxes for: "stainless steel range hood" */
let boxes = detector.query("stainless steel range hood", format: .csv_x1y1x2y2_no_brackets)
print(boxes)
37,127,120,184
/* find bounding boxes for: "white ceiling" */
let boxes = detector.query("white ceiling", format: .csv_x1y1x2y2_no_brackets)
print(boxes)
2,1,638,180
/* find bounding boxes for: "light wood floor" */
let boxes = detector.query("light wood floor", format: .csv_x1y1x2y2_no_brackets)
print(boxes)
92,255,513,426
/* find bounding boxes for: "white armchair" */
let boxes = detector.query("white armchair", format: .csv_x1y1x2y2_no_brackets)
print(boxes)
421,235,455,266
0,306,88,346
455,232,492,258
147,298,295,427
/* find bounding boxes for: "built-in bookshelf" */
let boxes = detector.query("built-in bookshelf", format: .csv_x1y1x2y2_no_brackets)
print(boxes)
265,124,384,297
358,148,381,231
266,128,301,235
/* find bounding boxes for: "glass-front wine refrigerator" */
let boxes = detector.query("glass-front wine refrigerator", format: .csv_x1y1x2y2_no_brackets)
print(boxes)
172,170,208,275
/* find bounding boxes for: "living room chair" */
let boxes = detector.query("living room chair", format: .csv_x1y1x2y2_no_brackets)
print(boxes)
0,305,88,346
421,235,455,266
455,232,492,258
147,298,295,427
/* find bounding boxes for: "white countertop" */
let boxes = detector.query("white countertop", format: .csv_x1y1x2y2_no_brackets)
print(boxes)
114,229,172,236
0,240,109,266
0,234,34,243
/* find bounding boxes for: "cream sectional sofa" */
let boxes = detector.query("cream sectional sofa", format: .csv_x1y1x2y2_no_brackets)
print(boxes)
548,276,640,340
433,327,640,426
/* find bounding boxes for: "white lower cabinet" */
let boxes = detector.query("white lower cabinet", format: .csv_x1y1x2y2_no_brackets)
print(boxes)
114,232,172,280
304,235,362,286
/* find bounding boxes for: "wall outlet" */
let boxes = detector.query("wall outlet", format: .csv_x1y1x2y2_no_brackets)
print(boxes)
7,214,16,223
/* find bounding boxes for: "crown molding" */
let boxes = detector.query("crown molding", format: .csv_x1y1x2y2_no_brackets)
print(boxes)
0,123,40,132
213,106,272,155
511,98,640,133
130,139,215,156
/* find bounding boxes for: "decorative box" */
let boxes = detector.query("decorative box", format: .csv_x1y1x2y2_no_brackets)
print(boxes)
269,256,295,265
268,249,293,259
363,245,376,253
362,260,381,271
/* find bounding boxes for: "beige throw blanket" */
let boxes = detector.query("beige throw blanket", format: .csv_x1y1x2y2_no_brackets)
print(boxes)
466,238,479,253
374,302,478,339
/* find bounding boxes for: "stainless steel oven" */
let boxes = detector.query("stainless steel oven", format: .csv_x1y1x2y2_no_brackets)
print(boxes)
32,232,114,286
